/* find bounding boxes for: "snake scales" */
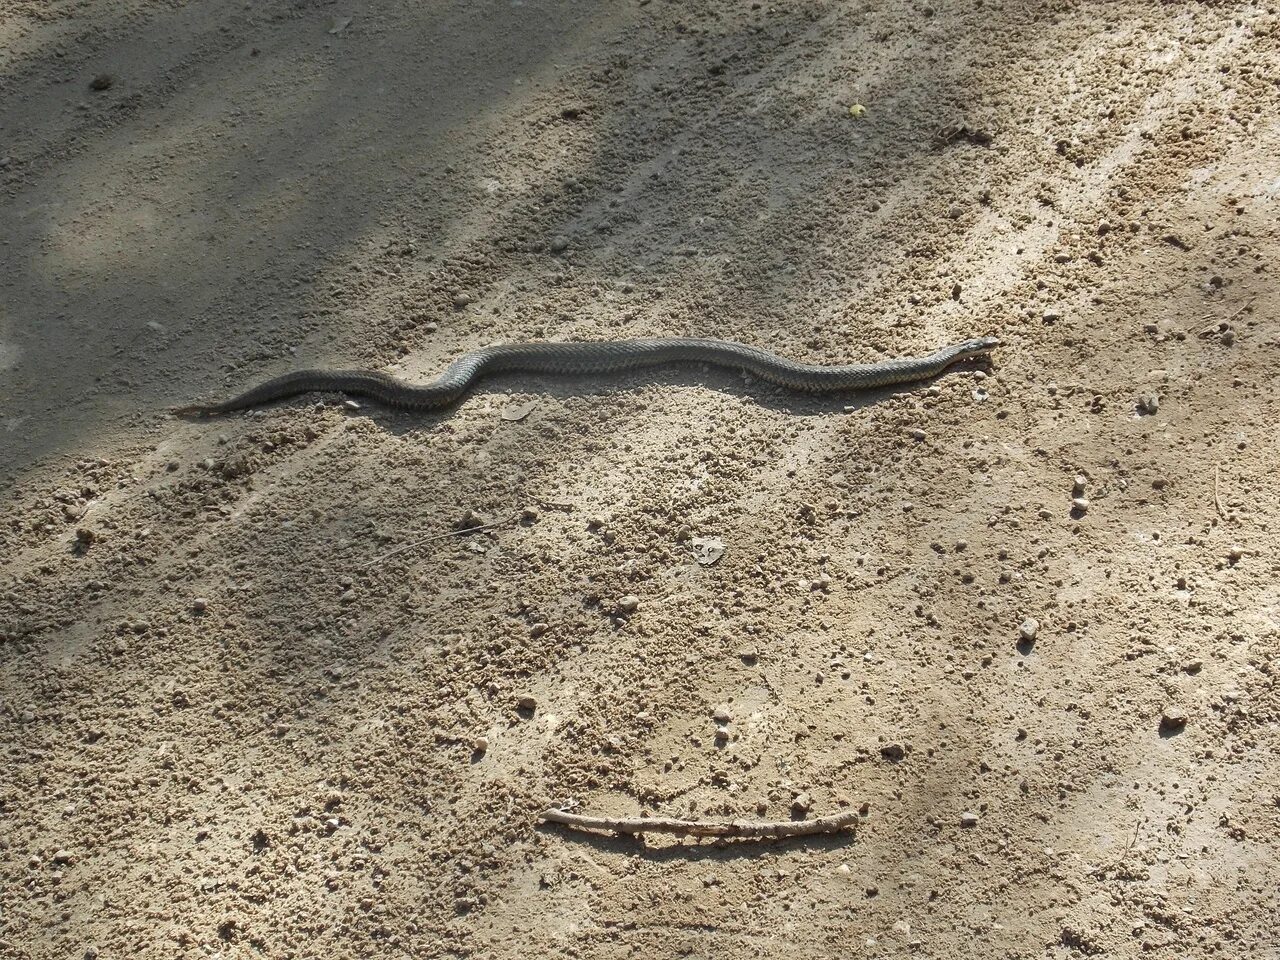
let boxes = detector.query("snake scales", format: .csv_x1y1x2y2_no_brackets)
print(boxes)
174,336,999,416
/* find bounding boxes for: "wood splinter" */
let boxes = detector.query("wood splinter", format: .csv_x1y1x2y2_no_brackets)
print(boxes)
539,807,859,838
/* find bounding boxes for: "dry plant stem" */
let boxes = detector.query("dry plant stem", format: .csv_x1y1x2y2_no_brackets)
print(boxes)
539,807,858,838
1225,297,1255,323
1198,297,1254,331
1214,464,1225,518
358,515,515,568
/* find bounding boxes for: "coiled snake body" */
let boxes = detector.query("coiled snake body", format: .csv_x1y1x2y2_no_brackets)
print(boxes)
174,336,999,416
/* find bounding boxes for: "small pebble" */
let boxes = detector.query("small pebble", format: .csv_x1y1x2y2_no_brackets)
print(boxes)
1072,475,1087,495
89,74,114,91
472,736,489,753
1221,329,1235,346
1227,545,1244,563
959,812,979,828
1018,618,1039,642
192,597,209,613
880,742,905,761
1070,497,1089,513
1160,707,1187,733
791,792,813,814
1137,395,1159,414
342,399,361,411
452,292,472,309
517,695,537,712
549,235,570,253
907,428,926,441
1183,659,1203,674
616,595,640,614
714,727,730,742
712,706,731,723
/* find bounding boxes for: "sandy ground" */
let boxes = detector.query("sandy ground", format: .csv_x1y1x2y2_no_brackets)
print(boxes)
3,0,1280,957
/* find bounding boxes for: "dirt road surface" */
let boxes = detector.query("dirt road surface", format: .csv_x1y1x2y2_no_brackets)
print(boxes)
3,1,1279,957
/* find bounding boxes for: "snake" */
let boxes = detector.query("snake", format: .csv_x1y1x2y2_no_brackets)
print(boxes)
173,336,999,416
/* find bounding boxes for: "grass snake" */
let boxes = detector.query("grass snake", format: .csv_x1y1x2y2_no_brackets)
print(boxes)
174,336,999,416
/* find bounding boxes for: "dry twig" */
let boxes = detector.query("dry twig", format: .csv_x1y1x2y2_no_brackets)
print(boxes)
539,807,858,838
359,514,515,569
1198,296,1255,332
1214,463,1225,519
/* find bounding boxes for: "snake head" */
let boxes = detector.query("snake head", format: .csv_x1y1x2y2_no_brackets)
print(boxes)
963,336,1001,355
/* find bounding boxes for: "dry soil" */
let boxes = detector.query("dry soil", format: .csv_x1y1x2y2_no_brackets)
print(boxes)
2,1,1279,957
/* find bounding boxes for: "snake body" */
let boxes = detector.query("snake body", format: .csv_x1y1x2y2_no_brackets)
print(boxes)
174,336,999,416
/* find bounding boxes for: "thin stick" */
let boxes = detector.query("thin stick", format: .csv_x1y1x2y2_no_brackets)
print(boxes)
1199,296,1255,331
539,807,858,838
1226,297,1255,323
1214,463,1225,519
358,514,514,569
1125,817,1141,853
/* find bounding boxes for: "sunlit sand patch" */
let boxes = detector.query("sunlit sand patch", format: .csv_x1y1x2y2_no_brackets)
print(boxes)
0,339,21,371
